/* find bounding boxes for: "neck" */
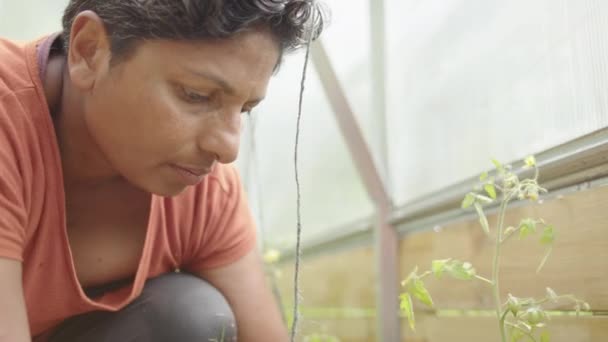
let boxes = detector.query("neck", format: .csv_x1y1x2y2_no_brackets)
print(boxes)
45,55,121,188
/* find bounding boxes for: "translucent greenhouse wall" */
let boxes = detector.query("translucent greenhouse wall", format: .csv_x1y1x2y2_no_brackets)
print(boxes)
249,0,608,247
385,0,608,205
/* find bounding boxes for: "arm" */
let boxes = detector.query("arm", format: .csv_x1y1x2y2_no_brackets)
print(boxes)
0,258,30,342
195,249,288,341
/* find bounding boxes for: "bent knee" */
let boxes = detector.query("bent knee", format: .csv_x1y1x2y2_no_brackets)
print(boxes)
141,272,236,341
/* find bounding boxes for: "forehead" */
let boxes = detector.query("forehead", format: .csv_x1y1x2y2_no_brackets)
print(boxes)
129,29,280,75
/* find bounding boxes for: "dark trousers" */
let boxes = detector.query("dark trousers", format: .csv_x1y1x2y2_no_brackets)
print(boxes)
48,273,237,342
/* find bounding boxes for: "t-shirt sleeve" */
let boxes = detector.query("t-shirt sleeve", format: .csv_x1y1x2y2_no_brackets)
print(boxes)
0,98,28,261
183,165,257,270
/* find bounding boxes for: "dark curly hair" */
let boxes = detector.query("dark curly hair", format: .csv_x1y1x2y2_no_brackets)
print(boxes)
61,0,325,64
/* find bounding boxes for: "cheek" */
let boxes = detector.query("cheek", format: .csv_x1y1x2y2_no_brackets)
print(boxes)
85,82,191,166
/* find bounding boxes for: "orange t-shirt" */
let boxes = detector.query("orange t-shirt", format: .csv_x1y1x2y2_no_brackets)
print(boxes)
0,36,257,338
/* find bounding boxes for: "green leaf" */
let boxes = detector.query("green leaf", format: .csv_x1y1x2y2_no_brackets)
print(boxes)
540,331,550,342
400,293,415,331
492,158,505,174
525,155,537,168
480,171,489,181
540,225,555,245
446,260,476,280
518,219,537,239
484,183,497,199
474,203,490,235
432,259,450,278
410,278,434,307
461,193,476,209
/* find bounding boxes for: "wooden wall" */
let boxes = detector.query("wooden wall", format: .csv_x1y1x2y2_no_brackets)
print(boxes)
276,185,608,341
276,248,377,341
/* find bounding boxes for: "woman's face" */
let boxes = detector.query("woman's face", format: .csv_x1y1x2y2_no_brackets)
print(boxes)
76,28,279,196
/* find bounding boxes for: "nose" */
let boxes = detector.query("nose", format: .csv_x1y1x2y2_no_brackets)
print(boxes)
197,109,241,164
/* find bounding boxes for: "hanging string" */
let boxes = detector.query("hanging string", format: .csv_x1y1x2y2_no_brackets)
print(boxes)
290,7,317,341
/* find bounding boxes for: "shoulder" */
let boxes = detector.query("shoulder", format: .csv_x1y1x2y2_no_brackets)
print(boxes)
0,37,42,129
0,36,56,150
0,37,36,99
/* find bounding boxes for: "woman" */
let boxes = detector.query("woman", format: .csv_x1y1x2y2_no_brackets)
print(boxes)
0,1,323,341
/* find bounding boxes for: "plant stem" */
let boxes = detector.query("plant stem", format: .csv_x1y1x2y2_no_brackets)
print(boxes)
474,275,494,285
534,294,583,306
493,198,510,342
419,271,433,279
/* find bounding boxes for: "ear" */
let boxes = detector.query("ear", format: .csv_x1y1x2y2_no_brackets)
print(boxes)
67,10,111,91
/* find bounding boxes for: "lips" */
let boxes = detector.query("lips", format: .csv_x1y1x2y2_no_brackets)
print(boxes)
174,164,212,177
170,163,213,185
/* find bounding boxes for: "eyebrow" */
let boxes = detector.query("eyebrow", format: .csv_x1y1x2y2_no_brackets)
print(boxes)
186,68,265,104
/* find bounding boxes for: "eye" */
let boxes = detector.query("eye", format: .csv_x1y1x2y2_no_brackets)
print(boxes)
181,87,210,104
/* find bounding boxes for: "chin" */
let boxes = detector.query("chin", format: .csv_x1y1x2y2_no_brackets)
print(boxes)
130,177,189,197
150,183,189,197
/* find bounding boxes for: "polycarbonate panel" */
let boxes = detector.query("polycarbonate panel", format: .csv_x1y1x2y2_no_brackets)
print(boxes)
386,0,608,205
0,1,65,40
237,50,374,248
319,0,387,183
